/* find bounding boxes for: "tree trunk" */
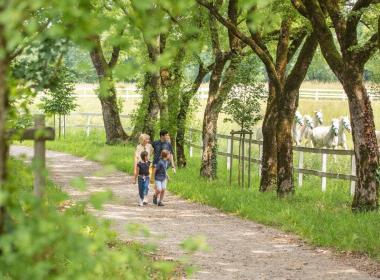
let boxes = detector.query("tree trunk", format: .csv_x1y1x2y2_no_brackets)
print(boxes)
58,114,61,139
260,83,277,191
343,71,379,211
89,36,127,144
131,72,159,140
176,63,210,168
98,79,128,144
0,54,9,235
142,72,161,140
200,56,240,179
276,91,297,197
176,95,191,168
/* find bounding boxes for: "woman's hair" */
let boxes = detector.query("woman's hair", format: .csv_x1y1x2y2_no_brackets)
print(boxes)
140,151,148,161
160,150,169,159
138,133,150,145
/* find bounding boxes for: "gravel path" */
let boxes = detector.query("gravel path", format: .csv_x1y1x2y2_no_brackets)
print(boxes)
11,145,377,280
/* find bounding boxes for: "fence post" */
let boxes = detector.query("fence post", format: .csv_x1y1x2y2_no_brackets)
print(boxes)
229,131,234,186
189,129,193,158
86,115,91,137
248,132,252,189
298,151,304,187
258,143,262,177
321,153,327,192
33,115,46,198
350,154,356,196
226,137,232,170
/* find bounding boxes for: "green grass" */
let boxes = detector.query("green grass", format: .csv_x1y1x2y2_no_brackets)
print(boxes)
24,131,380,261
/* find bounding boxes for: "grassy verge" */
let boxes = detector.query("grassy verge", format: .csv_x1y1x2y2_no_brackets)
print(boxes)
23,131,380,261
1,157,184,279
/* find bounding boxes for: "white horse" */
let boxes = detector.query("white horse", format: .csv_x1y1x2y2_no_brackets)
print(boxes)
311,119,340,149
313,110,323,127
337,116,351,150
293,111,304,145
255,111,304,146
300,115,314,147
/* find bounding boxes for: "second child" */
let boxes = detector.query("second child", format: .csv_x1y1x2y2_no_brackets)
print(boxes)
134,151,151,206
154,150,170,206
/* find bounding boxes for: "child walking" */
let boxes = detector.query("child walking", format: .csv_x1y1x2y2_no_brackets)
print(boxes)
154,150,170,206
134,151,151,206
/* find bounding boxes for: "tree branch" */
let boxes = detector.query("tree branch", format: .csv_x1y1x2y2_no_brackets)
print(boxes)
108,46,120,68
287,29,308,62
345,0,379,48
301,0,344,74
196,0,281,92
320,0,346,47
291,0,309,18
285,33,318,91
355,32,379,65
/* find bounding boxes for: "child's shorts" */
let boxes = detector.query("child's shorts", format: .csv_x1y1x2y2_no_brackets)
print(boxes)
155,180,167,192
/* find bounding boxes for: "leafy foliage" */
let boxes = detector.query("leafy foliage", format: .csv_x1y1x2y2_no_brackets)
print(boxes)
223,55,264,131
38,65,77,116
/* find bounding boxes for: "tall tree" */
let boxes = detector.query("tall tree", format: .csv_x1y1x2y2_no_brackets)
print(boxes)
199,0,244,179
197,0,318,195
89,29,128,144
292,0,379,211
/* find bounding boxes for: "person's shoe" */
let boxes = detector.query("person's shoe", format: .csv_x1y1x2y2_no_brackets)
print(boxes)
153,194,157,205
143,202,148,206
138,201,144,206
157,202,165,207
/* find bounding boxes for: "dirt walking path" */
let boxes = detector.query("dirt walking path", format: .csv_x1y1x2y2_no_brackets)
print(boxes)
11,146,377,280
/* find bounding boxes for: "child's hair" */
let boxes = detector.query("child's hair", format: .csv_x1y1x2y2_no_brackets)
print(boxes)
140,151,148,161
160,150,169,159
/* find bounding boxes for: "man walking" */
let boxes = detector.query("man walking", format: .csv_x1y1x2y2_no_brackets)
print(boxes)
152,130,176,204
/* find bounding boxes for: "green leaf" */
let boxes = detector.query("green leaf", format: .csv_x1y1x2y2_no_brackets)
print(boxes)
89,191,113,210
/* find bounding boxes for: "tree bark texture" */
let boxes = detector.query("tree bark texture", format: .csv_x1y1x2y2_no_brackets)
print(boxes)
200,56,240,179
89,35,127,144
343,71,379,211
0,25,9,235
260,83,277,192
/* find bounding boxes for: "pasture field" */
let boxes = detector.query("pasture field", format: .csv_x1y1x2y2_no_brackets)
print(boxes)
27,131,380,260
42,92,380,149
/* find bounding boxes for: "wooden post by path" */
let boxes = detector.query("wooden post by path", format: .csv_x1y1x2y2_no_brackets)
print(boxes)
33,115,46,198
242,132,245,188
14,115,55,198
248,131,252,189
229,131,234,186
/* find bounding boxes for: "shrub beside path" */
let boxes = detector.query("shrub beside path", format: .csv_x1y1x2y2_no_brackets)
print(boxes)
11,146,377,280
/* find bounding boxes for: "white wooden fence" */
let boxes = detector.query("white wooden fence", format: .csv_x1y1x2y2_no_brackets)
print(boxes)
187,128,357,195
